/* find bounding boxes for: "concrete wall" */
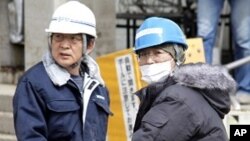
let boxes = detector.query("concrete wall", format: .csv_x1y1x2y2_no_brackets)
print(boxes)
91,0,117,57
24,0,53,69
0,0,24,67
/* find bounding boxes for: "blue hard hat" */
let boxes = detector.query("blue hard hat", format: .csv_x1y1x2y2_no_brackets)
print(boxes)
134,17,187,51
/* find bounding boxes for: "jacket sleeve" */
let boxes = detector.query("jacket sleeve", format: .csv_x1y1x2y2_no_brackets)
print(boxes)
132,99,199,141
13,80,48,141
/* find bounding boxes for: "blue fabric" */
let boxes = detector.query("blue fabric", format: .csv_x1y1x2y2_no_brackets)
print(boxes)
13,62,111,141
197,0,250,94
135,17,187,51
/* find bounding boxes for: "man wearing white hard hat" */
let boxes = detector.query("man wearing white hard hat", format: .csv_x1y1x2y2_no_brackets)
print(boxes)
13,1,112,141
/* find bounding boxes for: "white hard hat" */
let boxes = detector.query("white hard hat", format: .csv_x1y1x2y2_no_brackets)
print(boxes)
45,1,97,38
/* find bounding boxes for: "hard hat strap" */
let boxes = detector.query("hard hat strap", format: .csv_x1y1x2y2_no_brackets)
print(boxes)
83,34,88,55
48,33,52,50
173,44,183,66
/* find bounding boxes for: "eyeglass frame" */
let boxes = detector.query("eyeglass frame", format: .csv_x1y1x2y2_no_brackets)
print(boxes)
136,47,173,64
51,33,83,44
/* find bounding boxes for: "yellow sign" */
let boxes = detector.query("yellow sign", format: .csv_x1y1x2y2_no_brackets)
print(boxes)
97,49,140,141
185,38,205,63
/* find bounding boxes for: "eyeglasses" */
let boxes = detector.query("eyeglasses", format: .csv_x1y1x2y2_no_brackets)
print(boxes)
137,49,172,63
52,33,82,44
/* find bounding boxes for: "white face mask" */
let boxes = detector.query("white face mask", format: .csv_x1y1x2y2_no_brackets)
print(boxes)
140,60,173,84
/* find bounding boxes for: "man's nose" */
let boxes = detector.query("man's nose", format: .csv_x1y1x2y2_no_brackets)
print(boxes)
60,38,71,48
144,55,155,64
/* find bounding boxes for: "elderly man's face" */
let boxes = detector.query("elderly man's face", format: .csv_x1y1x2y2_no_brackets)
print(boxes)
137,47,174,66
51,33,83,71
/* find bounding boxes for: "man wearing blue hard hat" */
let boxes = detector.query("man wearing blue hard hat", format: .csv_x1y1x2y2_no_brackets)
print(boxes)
132,17,236,141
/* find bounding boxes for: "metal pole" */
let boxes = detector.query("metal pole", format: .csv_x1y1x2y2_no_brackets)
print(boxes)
224,56,250,70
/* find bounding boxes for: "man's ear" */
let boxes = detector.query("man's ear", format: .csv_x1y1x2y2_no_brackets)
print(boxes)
86,38,95,54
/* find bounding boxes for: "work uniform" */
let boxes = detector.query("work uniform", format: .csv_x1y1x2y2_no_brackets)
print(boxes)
13,54,111,141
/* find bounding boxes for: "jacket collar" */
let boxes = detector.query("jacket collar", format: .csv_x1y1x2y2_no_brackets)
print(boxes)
42,51,105,86
173,63,236,95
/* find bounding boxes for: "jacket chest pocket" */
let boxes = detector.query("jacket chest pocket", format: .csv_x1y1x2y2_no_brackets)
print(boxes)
47,100,80,112
47,100,81,134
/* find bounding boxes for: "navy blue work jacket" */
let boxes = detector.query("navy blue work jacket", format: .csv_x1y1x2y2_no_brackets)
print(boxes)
13,62,111,141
